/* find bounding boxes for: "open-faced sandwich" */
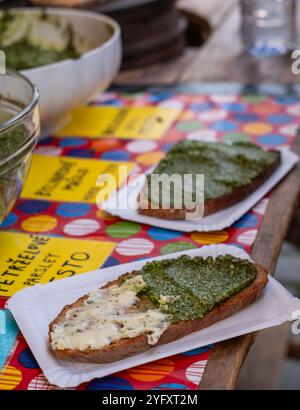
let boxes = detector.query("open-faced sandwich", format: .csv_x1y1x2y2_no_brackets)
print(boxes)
138,140,280,219
49,254,268,363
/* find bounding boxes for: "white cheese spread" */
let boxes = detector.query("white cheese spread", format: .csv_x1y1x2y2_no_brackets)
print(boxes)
50,275,170,351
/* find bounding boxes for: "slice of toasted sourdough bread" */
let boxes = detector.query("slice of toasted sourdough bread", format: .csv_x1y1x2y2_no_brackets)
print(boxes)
49,258,268,363
138,141,281,219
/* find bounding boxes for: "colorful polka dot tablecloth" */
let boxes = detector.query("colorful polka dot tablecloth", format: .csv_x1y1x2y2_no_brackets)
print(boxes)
0,83,299,390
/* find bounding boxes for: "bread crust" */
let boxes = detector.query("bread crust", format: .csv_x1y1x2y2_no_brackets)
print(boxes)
49,265,268,363
138,151,280,219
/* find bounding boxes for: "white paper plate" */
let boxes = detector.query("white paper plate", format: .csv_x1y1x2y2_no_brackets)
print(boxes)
7,244,300,388
102,148,299,232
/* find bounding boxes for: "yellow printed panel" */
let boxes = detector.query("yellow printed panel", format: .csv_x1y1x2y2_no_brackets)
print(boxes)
21,154,134,204
56,106,181,140
0,232,115,297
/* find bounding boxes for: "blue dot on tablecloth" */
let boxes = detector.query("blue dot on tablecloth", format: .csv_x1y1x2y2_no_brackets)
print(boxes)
1,212,18,228
221,102,247,112
181,345,213,356
275,95,298,105
38,136,54,145
212,120,237,131
148,92,173,103
233,213,259,228
18,347,39,369
17,200,51,214
152,383,188,390
99,100,123,106
59,138,87,148
66,148,95,158
257,133,287,145
148,227,182,241
87,376,133,390
189,102,214,112
101,150,130,161
267,114,294,124
101,256,120,268
233,113,259,122
56,203,91,218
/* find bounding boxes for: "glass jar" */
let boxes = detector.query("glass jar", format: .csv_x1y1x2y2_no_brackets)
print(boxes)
240,0,296,56
0,70,40,225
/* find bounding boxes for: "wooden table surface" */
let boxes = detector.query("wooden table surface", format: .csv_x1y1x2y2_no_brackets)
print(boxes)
116,0,300,389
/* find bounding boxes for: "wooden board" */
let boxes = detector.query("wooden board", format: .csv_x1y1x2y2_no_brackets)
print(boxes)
237,323,290,390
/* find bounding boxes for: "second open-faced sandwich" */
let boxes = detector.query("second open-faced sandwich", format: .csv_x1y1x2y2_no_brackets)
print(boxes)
138,140,280,219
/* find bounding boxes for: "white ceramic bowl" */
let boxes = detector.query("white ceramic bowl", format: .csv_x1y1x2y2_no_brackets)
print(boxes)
16,7,121,133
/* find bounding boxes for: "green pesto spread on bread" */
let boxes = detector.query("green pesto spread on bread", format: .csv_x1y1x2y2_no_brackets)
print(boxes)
146,140,278,207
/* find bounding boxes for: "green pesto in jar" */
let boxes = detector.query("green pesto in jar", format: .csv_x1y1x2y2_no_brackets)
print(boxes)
147,140,278,207
139,254,257,324
0,125,29,160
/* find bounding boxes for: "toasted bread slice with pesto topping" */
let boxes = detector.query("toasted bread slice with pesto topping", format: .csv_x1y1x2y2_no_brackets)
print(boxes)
49,255,268,363
138,141,280,219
